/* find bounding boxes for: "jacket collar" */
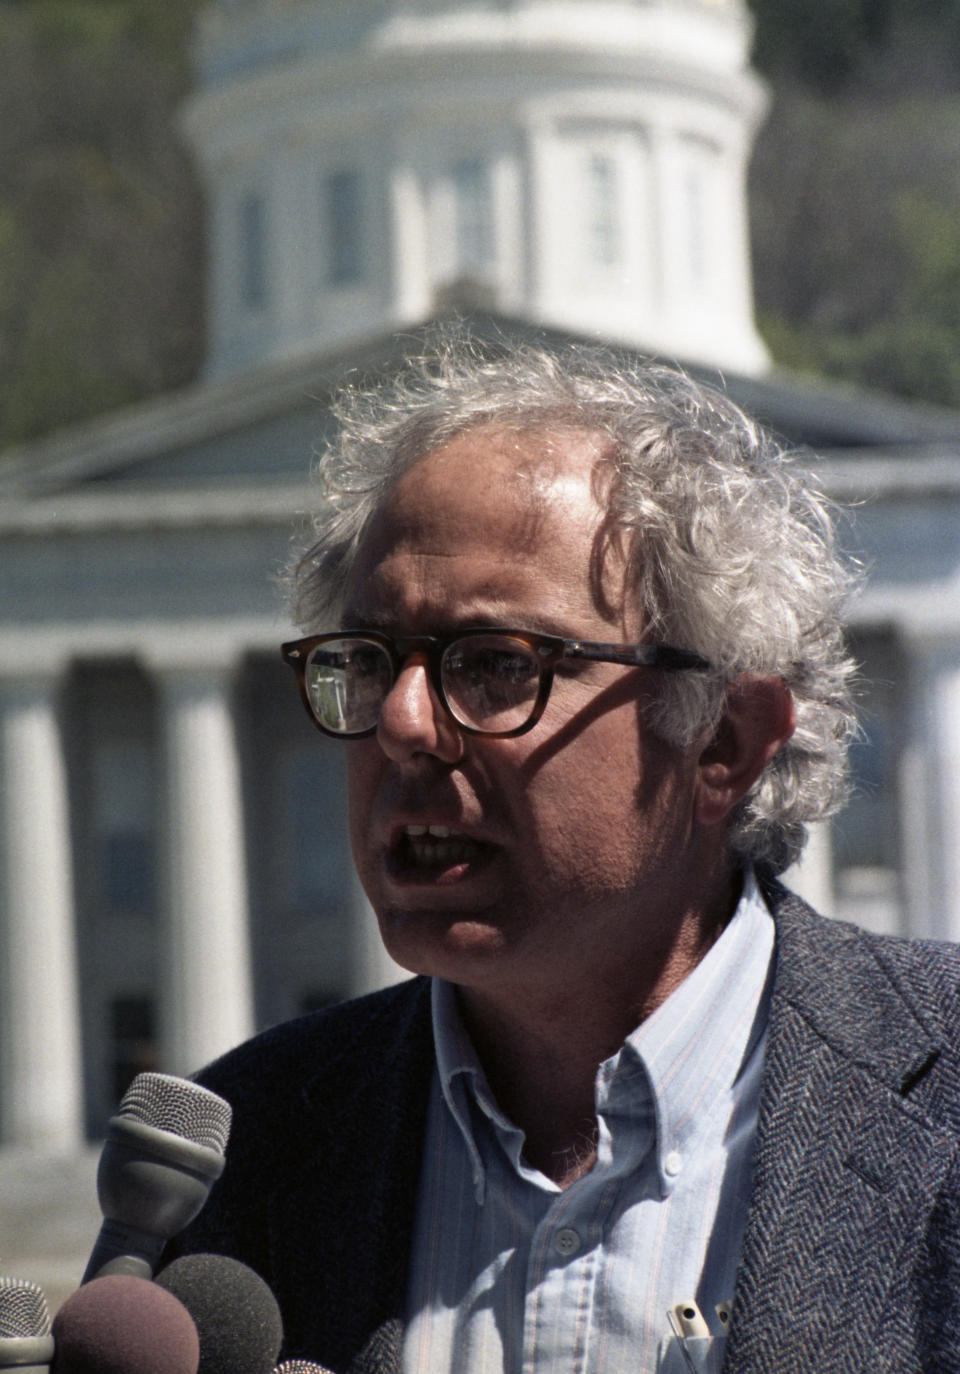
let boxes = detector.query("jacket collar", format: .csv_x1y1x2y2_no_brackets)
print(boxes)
761,879,942,1092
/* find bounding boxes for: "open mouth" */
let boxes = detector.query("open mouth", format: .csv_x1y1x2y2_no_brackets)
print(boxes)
388,824,493,880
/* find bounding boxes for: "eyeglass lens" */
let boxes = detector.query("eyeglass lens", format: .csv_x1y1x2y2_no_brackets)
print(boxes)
305,639,393,734
442,634,542,731
303,634,544,735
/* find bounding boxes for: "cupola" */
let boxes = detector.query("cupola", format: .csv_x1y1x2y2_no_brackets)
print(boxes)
183,0,769,376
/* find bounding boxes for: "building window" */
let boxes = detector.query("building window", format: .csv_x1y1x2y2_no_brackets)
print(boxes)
285,746,352,912
833,650,903,876
830,627,905,931
586,152,621,268
240,192,267,309
325,169,364,286
110,995,157,1107
92,741,155,916
452,157,493,275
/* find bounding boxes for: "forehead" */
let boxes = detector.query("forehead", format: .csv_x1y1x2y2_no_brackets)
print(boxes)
345,424,619,626
391,423,603,529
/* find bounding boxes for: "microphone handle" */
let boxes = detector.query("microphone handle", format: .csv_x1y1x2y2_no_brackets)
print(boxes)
81,1218,165,1284
0,1355,51,1374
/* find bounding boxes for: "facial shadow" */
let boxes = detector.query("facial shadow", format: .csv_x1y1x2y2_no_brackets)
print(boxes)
518,671,648,781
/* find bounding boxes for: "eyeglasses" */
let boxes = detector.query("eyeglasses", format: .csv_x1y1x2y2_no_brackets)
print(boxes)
281,628,712,740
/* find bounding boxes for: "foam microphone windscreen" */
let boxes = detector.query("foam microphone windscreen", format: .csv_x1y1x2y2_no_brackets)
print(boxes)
154,1255,283,1374
51,1275,199,1374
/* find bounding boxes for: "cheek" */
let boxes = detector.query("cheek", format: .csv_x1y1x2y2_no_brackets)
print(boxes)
521,744,644,866
520,724,693,878
345,748,378,851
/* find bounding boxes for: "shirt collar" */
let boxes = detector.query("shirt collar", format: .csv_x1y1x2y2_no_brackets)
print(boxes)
431,978,493,1202
431,868,774,1200
619,865,774,1195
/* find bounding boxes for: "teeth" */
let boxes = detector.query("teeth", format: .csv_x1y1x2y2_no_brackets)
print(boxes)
399,823,482,870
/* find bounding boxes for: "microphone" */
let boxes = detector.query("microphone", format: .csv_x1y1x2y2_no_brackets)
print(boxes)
273,1364,335,1373
154,1254,283,1374
51,1275,199,1374
0,1277,54,1373
82,1073,232,1284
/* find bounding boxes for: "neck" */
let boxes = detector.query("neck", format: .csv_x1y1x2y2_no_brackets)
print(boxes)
456,872,741,1186
459,995,606,1184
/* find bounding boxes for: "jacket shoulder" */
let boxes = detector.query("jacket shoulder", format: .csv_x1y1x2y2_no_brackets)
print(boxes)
766,880,960,1097
195,977,430,1097
165,977,434,1271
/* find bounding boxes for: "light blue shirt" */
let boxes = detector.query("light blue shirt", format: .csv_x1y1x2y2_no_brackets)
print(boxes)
402,870,775,1374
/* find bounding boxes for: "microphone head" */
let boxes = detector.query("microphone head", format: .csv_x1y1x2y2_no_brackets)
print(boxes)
154,1255,283,1374
0,1276,51,1337
51,1275,199,1374
273,1364,334,1373
113,1074,232,1158
0,1277,54,1366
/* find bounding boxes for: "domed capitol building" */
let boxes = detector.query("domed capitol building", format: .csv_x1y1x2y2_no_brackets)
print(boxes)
3,0,960,1299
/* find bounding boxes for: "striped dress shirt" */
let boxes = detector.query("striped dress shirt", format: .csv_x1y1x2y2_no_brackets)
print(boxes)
402,870,775,1374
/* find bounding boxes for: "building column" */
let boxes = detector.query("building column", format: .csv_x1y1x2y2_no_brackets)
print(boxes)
0,672,84,1149
783,821,834,918
649,122,680,318
272,141,313,344
901,639,960,943
390,155,429,320
152,661,255,1077
525,121,560,315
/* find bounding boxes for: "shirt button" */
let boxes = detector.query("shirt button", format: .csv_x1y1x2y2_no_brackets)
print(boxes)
664,1150,683,1177
554,1227,581,1257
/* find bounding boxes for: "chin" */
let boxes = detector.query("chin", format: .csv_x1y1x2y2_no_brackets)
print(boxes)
377,907,511,981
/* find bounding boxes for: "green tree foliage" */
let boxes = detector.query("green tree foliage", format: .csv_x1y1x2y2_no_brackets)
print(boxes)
749,0,960,92
0,0,204,446
748,0,960,406
750,0,893,92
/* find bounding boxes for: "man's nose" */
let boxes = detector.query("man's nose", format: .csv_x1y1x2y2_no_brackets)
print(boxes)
376,655,463,764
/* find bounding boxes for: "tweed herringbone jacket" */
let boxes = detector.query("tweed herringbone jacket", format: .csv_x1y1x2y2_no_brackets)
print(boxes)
170,886,960,1373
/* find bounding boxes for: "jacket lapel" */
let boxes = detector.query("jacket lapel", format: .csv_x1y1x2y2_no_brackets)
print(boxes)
724,891,956,1374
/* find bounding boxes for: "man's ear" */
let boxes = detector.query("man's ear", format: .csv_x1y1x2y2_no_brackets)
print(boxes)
694,675,796,827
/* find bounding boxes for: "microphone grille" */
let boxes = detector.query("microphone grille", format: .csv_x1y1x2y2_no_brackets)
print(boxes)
0,1278,51,1338
116,1072,232,1155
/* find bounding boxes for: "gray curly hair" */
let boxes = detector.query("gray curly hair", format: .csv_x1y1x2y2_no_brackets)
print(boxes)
293,330,859,875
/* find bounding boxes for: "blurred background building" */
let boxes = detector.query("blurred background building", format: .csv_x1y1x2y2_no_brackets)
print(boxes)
2,0,960,1301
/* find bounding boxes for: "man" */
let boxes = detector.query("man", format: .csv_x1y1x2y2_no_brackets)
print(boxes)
171,337,960,1372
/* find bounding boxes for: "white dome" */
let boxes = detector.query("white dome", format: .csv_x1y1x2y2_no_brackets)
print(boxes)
183,0,770,376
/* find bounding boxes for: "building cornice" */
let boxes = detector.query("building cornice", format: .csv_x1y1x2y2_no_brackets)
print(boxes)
0,616,291,678
0,481,317,535
815,449,960,501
